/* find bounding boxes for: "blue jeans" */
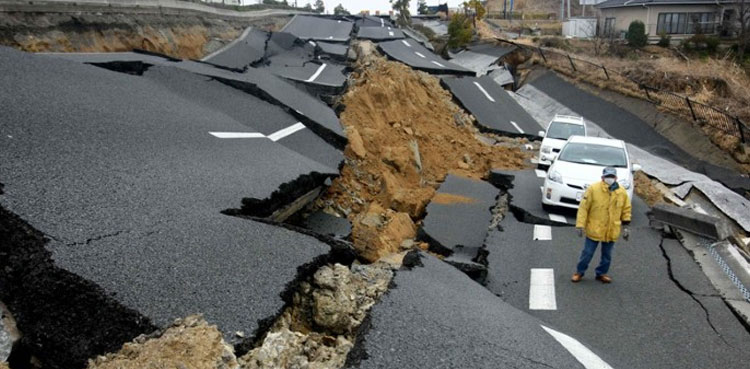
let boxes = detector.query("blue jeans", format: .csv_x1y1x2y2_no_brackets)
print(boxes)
576,237,615,276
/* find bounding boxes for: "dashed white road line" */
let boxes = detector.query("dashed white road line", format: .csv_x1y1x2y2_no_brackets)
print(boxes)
472,81,496,103
401,40,412,47
209,132,265,139
267,122,306,142
510,120,525,134
541,325,615,369
414,51,426,58
533,225,552,241
209,122,306,142
381,18,384,27
549,213,567,223
535,169,547,178
306,63,327,82
430,60,445,67
388,31,395,36
529,269,557,310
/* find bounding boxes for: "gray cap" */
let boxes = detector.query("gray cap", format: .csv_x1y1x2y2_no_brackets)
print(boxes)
602,167,617,177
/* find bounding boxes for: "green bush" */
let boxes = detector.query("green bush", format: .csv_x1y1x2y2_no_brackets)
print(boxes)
705,36,720,53
657,32,670,47
447,13,473,48
683,34,721,54
625,20,648,48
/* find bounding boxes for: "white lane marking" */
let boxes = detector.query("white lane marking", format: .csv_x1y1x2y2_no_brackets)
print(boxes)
533,225,552,241
328,36,333,39
510,120,525,134
401,40,412,47
540,186,544,195
529,269,557,310
338,20,341,23
388,26,391,30
306,63,327,82
472,81,495,103
431,60,445,67
389,31,395,36
541,325,615,369
267,122,306,142
381,18,384,27
414,51,426,58
209,132,265,139
535,169,547,178
549,213,567,223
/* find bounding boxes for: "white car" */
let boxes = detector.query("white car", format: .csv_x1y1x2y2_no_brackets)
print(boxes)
538,115,586,167
542,136,641,210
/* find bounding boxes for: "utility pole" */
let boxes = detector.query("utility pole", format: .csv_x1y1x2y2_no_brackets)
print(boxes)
560,0,564,21
567,0,571,20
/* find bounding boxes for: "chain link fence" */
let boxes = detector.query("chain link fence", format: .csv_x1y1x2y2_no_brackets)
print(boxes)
526,43,749,143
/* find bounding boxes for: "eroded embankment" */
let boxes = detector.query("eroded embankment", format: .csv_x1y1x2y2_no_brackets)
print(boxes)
0,11,288,59
8,40,533,368
317,42,531,262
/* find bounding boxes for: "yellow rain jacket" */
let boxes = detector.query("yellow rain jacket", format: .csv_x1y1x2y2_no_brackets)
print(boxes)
576,180,632,242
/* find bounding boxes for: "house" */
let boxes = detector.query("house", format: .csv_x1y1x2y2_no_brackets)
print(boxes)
595,0,739,40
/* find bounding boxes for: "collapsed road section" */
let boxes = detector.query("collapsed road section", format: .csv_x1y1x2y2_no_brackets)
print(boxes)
0,45,348,368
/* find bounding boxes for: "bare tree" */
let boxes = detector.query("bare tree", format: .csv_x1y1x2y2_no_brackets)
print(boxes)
391,0,411,27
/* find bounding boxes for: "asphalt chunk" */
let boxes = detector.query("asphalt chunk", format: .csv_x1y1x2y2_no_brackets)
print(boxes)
377,39,473,75
281,15,354,42
443,75,541,137
348,253,585,369
0,46,339,364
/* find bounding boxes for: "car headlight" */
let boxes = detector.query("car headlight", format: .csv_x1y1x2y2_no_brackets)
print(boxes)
548,170,563,184
618,179,631,189
541,146,552,154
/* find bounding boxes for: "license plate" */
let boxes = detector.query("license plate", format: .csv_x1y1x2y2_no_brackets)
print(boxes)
576,191,583,202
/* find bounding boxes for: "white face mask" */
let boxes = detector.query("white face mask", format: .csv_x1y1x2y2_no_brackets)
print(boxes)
604,178,616,186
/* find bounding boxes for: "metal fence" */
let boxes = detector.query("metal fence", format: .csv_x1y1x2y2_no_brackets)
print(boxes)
527,44,749,143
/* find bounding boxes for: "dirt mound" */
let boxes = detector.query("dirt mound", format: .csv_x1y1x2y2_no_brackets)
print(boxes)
634,171,666,207
87,315,237,369
318,42,530,262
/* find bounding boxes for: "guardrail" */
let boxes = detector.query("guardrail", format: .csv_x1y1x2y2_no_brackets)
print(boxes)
508,40,748,143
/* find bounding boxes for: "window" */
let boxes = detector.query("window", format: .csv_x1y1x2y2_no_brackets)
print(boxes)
603,17,616,36
547,122,586,140
558,143,628,168
657,12,716,34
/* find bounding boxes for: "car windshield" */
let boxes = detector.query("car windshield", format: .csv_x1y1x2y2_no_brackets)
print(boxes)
547,122,585,140
558,142,628,167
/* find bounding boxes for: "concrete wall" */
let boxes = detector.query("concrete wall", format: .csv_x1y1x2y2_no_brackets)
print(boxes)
0,0,307,19
599,4,722,40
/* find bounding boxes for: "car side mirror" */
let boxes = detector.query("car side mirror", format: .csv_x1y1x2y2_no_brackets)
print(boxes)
538,130,545,137
632,163,642,172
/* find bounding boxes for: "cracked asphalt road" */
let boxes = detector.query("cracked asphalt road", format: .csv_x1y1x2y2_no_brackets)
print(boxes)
485,179,750,368
0,46,338,350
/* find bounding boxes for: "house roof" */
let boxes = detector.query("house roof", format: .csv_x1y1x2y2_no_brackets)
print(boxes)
596,0,734,9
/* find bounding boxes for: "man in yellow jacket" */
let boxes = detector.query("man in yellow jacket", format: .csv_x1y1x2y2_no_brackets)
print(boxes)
571,167,632,284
